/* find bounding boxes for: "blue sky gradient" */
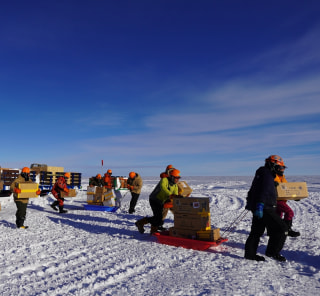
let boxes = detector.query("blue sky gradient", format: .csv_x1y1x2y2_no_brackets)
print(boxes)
1,1,320,177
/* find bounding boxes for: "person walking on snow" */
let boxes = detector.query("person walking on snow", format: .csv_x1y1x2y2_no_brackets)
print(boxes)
10,167,41,229
244,155,288,262
127,171,143,214
135,169,181,235
275,168,300,237
51,172,70,213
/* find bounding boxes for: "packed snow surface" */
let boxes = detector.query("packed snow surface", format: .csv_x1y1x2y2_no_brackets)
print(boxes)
1,176,320,295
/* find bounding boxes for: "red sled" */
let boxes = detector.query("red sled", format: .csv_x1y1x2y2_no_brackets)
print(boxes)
153,231,228,251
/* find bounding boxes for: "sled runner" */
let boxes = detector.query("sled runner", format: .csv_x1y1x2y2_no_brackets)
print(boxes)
153,231,228,251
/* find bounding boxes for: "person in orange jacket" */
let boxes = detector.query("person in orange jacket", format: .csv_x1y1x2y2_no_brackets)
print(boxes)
103,169,113,189
51,172,70,213
10,167,41,229
275,167,300,237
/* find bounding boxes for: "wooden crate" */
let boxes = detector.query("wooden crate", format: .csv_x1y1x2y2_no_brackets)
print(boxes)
173,197,210,214
1,169,19,186
169,227,198,239
174,213,211,231
197,229,220,242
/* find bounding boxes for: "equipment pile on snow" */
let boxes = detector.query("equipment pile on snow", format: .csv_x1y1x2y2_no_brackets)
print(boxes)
85,176,128,211
30,164,81,195
0,164,81,197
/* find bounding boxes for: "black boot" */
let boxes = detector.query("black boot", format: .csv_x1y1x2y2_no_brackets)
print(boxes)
244,254,265,262
135,217,148,234
51,201,59,211
285,220,300,237
59,206,68,213
266,252,286,262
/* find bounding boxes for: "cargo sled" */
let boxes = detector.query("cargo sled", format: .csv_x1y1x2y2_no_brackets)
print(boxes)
153,231,228,251
83,204,119,212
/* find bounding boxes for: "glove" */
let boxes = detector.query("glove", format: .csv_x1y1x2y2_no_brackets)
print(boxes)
36,189,41,195
14,188,21,194
254,202,264,219
164,199,173,208
64,187,69,193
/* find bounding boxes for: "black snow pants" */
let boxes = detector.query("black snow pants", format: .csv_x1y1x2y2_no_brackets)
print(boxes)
15,200,28,227
147,197,163,227
245,208,288,258
129,192,140,212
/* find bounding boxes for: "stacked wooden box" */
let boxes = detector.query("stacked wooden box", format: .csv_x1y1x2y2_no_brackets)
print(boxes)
169,197,220,242
86,186,116,206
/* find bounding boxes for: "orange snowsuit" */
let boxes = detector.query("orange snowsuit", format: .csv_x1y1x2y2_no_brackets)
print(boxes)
104,173,113,189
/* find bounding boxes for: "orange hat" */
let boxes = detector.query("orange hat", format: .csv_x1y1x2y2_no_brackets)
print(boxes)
22,167,30,174
266,155,286,167
64,172,71,178
170,169,181,178
129,172,136,179
107,169,112,174
166,164,173,170
96,174,102,179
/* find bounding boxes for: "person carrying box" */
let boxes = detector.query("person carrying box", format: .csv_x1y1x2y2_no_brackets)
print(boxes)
10,167,41,229
51,172,70,213
275,167,300,237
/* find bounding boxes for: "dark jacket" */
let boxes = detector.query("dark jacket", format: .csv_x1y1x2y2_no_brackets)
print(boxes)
89,177,104,187
246,166,277,211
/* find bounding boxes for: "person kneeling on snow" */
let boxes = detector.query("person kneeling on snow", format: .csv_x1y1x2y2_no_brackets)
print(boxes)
135,169,181,235
51,172,70,213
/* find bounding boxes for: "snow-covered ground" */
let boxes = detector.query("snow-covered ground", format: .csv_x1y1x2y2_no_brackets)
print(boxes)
0,175,319,295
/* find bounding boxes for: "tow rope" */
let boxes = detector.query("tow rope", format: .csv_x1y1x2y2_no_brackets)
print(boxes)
221,208,249,238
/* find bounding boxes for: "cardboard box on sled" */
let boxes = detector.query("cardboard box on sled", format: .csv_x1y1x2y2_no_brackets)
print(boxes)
172,197,210,214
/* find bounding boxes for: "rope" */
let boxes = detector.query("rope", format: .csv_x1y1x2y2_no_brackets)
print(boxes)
221,208,250,238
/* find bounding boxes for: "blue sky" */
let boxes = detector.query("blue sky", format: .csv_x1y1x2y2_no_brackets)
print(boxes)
1,1,320,177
